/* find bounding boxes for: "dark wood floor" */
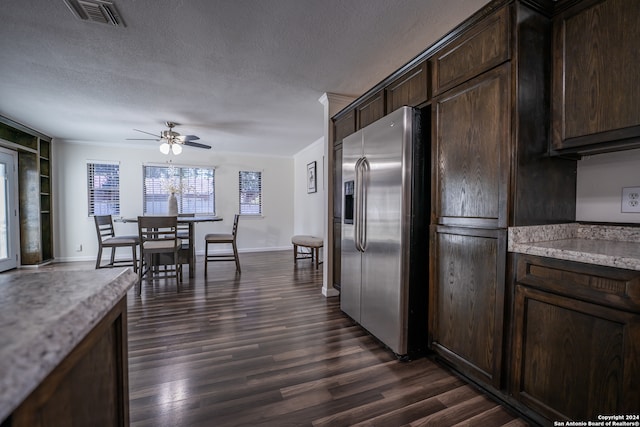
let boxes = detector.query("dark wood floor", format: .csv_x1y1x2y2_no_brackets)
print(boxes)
118,250,531,427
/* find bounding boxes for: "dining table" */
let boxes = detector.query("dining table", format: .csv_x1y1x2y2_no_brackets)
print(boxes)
117,215,223,278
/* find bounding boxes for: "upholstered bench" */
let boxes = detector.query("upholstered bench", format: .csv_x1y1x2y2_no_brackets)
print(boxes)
291,235,323,269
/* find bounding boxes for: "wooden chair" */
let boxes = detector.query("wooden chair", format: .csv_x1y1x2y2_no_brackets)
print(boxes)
177,213,194,239
177,213,195,281
204,214,241,276
94,215,139,272
137,215,182,294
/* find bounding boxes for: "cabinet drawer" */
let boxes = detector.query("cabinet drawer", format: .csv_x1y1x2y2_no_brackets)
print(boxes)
431,4,510,96
516,254,640,313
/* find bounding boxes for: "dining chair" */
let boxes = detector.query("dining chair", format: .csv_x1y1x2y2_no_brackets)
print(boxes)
137,215,182,294
204,214,241,276
177,213,195,281
177,213,194,239
94,215,139,272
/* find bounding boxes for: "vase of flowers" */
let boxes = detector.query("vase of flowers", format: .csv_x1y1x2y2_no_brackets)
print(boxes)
161,166,190,216
167,192,178,215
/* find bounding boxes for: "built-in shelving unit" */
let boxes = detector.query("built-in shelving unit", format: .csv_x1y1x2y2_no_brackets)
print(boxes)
39,139,52,262
0,117,53,265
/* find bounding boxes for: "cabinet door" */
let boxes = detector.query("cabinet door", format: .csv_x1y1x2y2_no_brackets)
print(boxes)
333,109,356,143
385,60,429,112
429,225,506,388
511,284,640,422
551,0,640,152
431,4,510,96
11,298,130,427
332,143,342,291
333,220,341,290
433,64,510,228
356,91,385,130
333,144,342,219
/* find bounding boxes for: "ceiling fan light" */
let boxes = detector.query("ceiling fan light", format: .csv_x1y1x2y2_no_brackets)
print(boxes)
171,143,182,155
159,142,170,154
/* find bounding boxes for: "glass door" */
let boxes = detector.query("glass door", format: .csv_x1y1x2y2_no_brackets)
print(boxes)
0,148,18,272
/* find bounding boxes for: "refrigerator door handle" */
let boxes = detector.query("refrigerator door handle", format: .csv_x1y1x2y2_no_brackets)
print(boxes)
360,157,369,252
354,157,364,252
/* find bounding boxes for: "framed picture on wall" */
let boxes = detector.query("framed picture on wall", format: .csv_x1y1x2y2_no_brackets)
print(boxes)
307,161,317,193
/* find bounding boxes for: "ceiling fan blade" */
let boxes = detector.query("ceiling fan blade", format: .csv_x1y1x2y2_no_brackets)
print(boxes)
126,138,160,141
175,135,200,142
184,141,211,149
133,128,161,138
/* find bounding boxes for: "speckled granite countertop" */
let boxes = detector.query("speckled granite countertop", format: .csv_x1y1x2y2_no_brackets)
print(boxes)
0,267,137,422
509,223,640,271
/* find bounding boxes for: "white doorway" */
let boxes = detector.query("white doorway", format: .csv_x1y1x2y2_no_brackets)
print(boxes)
0,148,19,272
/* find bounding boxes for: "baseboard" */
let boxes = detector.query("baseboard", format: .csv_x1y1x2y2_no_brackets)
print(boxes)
54,245,293,263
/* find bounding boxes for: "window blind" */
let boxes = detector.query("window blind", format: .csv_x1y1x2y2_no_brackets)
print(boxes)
239,171,262,215
87,162,120,216
143,165,215,214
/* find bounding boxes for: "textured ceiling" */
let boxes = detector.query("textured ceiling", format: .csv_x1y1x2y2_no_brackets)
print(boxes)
0,0,489,156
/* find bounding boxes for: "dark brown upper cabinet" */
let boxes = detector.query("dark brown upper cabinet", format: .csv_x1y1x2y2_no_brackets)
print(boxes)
551,0,640,155
333,109,356,145
431,5,510,97
385,60,429,112
356,90,385,130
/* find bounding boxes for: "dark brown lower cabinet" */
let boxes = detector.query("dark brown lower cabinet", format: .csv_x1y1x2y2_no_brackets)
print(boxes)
8,297,129,427
429,226,507,389
511,255,640,422
332,219,341,290
332,142,342,291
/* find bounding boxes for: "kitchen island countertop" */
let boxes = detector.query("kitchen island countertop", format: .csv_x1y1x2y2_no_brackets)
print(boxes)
509,223,640,271
0,267,137,422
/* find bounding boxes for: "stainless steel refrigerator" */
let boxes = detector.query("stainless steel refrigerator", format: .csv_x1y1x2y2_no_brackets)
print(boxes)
341,106,429,358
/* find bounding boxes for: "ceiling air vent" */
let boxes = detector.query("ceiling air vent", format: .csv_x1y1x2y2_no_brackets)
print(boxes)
63,0,125,27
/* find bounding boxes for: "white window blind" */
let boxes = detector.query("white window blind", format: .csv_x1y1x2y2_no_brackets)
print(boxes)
143,165,215,214
87,162,120,216
239,171,262,215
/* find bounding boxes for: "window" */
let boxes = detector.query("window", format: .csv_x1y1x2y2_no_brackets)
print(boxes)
87,162,120,216
143,165,215,214
239,171,262,215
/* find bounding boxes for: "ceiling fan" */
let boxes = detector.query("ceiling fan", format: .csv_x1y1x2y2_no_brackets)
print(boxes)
128,121,211,155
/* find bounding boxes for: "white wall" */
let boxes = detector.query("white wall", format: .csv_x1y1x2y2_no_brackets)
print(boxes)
576,148,640,223
52,141,294,261
293,137,325,236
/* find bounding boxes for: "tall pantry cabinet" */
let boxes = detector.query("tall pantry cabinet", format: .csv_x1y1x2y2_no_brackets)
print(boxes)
428,1,576,391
